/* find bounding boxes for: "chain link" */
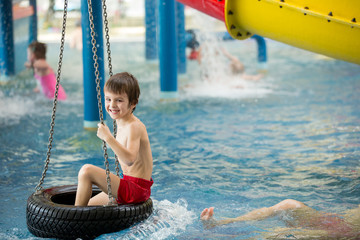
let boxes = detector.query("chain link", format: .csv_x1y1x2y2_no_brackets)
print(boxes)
87,0,116,205
35,0,68,193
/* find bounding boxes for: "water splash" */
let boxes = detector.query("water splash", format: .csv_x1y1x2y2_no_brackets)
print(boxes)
182,78,273,99
183,12,273,99
106,198,196,240
0,90,40,126
193,13,231,83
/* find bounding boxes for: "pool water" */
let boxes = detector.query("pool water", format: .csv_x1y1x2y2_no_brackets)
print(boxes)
0,36,359,239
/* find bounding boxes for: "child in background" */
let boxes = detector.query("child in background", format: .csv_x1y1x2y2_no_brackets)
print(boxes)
25,41,67,100
185,29,263,82
193,45,264,81
220,47,263,81
75,72,154,206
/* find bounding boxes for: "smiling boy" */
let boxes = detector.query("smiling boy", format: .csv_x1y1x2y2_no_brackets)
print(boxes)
75,72,153,206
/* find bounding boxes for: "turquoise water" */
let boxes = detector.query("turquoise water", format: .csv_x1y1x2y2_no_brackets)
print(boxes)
0,39,359,239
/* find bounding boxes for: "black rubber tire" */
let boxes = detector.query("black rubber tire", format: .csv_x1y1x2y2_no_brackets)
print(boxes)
26,185,153,239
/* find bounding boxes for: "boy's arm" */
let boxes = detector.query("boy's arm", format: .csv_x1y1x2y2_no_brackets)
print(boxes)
97,123,141,166
220,47,238,62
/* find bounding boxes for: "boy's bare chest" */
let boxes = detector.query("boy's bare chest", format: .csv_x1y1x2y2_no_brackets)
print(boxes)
116,128,129,146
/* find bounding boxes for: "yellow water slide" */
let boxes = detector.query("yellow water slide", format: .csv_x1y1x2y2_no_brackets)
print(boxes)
177,0,360,65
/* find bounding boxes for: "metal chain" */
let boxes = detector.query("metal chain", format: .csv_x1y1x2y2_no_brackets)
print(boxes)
101,0,120,177
35,0,68,193
102,0,113,77
87,0,116,205
113,121,120,177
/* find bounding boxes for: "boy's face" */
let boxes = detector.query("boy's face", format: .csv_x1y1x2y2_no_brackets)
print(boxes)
104,90,135,120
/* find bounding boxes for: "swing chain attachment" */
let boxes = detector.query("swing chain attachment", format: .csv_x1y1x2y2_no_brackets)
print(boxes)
87,0,117,206
35,0,68,194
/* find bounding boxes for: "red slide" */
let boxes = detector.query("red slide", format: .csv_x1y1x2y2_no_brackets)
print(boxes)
176,0,225,22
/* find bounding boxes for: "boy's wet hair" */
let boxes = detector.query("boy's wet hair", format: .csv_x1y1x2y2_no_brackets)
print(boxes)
28,41,47,59
105,72,140,112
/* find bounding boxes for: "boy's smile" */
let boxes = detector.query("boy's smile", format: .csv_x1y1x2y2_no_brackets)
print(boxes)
108,109,120,114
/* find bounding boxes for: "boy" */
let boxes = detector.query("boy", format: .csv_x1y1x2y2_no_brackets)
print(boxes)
25,41,67,100
75,72,153,206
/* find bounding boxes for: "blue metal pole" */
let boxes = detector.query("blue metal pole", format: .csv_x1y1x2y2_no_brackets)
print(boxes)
176,2,186,74
145,0,157,60
251,35,267,63
215,31,267,64
81,0,106,129
251,35,267,70
158,0,178,98
0,0,15,78
29,0,37,43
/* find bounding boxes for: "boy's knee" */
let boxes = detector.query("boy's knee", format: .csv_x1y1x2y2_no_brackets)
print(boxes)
275,199,304,210
78,164,94,178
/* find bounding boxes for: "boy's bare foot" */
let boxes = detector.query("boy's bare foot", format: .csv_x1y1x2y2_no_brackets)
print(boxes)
200,207,217,229
201,207,214,220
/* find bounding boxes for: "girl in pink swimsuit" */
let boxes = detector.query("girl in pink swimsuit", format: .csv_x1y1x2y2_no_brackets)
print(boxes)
25,41,67,100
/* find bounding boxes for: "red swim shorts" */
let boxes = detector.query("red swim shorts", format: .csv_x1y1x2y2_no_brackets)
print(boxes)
117,175,153,204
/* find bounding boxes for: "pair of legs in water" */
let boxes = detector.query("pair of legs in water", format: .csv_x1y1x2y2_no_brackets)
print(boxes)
201,199,360,238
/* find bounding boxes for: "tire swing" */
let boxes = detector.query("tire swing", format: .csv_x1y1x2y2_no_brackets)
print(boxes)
26,1,153,239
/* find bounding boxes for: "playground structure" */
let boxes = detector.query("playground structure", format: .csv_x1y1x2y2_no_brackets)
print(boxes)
1,0,359,128
177,0,360,65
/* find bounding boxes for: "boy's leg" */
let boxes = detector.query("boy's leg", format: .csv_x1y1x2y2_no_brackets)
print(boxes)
88,192,112,206
201,199,308,227
75,164,120,206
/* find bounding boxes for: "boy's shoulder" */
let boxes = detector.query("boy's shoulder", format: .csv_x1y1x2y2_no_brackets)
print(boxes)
126,116,147,134
130,116,146,129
